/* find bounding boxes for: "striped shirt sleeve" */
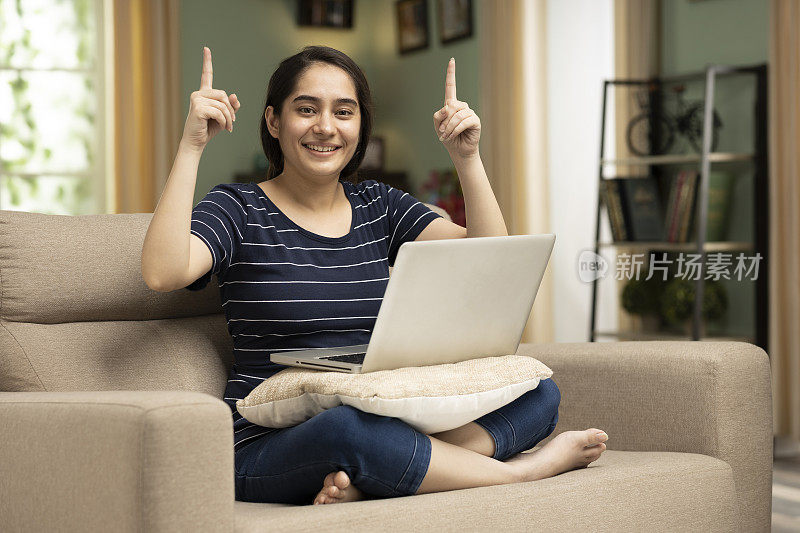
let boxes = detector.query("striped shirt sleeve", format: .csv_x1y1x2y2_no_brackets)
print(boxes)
185,184,248,291
384,183,443,267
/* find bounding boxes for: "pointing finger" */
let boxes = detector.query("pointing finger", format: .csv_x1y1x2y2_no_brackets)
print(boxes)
444,57,456,105
200,46,213,90
436,101,468,130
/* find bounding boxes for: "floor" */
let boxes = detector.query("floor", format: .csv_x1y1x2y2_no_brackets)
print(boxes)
773,457,800,532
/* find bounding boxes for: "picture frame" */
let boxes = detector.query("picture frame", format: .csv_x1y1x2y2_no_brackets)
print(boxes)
437,0,472,44
396,0,429,54
360,137,385,171
297,0,354,28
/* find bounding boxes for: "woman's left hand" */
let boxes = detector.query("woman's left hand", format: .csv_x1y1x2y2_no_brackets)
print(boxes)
433,58,481,160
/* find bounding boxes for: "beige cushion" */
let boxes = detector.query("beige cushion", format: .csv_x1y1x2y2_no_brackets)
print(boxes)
236,355,553,433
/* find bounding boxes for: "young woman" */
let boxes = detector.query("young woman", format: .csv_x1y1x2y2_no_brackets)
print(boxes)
141,45,608,506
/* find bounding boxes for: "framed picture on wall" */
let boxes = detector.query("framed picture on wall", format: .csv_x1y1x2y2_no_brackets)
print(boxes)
396,0,429,54
297,0,354,28
437,0,472,44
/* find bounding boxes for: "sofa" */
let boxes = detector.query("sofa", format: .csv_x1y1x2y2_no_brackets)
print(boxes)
0,209,772,532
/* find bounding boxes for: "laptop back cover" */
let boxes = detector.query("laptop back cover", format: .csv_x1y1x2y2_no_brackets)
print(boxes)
361,234,555,373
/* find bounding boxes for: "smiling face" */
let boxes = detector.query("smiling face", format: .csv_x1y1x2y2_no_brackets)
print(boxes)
265,62,361,182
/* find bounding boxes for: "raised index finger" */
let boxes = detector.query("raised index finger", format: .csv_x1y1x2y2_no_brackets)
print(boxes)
444,57,456,105
200,46,213,90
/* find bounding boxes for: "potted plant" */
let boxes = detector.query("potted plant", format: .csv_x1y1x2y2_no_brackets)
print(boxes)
659,278,728,336
621,277,663,332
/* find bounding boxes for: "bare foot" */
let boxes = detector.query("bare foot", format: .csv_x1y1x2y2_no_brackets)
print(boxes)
312,471,366,505
505,428,608,482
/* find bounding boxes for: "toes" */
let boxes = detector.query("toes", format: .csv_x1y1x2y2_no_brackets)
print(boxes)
585,442,606,460
586,429,608,446
315,471,350,505
333,471,351,490
319,491,338,504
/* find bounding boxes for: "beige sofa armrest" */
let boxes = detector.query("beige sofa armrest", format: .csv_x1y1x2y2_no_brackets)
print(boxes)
0,390,234,532
518,341,772,533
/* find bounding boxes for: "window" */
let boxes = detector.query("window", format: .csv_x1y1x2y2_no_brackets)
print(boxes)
0,0,108,214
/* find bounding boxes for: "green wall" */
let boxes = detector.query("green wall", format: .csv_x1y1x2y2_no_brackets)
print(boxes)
366,0,480,193
180,0,481,205
660,0,768,75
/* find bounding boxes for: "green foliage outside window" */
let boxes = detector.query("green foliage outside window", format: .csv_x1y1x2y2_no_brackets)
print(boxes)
0,0,98,214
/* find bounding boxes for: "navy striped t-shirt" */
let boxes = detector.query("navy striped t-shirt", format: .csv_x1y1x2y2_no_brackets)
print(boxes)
185,179,443,451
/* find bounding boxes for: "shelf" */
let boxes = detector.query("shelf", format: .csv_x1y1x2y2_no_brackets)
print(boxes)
594,330,755,343
592,65,768,352
601,152,755,166
598,241,755,252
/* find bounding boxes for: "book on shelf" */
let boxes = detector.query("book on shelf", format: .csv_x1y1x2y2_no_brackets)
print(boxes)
664,171,683,242
662,171,681,242
663,170,697,243
705,171,734,241
601,179,627,241
662,170,733,243
602,177,665,243
617,177,664,241
679,171,698,242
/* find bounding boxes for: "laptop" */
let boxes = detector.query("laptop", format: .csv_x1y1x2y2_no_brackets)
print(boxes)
269,234,555,374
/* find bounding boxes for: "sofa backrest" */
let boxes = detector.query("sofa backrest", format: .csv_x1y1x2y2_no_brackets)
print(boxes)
0,210,233,396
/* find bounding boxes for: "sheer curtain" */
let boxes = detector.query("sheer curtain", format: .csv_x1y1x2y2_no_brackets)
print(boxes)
480,0,554,343
613,0,660,334
769,0,800,454
112,0,181,214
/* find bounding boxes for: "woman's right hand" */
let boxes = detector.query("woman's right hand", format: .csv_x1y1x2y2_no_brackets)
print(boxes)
181,46,240,151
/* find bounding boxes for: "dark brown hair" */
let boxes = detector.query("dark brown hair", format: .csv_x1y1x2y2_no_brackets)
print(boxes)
259,46,373,184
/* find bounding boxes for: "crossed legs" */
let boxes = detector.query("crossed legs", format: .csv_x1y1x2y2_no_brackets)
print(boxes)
312,378,609,505
431,421,496,457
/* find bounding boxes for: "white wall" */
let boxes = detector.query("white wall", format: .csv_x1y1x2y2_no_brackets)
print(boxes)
545,0,615,341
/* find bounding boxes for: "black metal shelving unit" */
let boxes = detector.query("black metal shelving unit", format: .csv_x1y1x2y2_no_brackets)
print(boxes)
589,64,768,352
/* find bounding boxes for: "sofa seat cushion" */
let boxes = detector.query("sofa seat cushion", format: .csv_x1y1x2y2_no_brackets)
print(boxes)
236,355,553,433
233,450,737,532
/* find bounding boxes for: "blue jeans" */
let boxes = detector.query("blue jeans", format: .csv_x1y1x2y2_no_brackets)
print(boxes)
234,377,561,505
